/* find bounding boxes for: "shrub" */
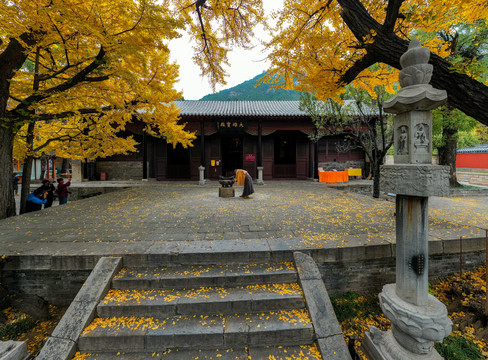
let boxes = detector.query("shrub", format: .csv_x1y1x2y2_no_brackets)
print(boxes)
435,334,485,360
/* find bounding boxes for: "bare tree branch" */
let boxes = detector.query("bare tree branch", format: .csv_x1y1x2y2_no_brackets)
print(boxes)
337,0,382,40
195,0,209,53
9,46,107,118
8,94,23,103
383,0,405,32
32,130,85,153
339,52,377,85
114,0,146,36
0,31,46,83
47,13,71,66
84,75,110,82
37,58,89,82
35,99,141,121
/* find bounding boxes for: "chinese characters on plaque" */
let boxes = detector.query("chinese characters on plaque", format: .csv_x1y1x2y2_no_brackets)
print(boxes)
217,120,247,132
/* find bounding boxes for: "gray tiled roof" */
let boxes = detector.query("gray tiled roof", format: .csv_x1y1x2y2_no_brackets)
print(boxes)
175,100,308,117
457,144,488,154
175,100,378,117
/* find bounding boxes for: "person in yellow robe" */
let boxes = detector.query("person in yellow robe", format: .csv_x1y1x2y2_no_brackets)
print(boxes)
234,169,254,199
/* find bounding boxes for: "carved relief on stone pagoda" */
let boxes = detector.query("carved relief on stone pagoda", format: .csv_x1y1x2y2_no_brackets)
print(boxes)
397,125,409,155
414,123,429,153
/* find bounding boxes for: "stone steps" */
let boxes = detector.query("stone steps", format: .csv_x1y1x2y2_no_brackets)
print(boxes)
97,283,305,317
112,262,298,290
77,310,314,352
72,344,322,359
72,257,344,359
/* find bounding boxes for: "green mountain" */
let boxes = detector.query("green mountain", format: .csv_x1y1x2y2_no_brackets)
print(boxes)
199,72,303,101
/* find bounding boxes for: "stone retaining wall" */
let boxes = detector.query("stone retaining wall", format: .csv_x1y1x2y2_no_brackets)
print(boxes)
318,160,364,172
96,161,147,180
1,269,92,306
457,172,488,186
319,251,485,296
2,237,485,305
29,185,129,202
68,186,130,201
450,187,488,197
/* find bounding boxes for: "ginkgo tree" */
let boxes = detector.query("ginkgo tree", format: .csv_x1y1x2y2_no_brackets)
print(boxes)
264,0,488,123
0,0,266,219
3,0,488,220
425,20,488,187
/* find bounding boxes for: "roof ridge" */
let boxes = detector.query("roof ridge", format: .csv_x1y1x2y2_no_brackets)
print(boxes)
174,100,307,117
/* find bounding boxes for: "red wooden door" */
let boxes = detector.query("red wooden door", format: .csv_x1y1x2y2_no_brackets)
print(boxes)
207,135,222,180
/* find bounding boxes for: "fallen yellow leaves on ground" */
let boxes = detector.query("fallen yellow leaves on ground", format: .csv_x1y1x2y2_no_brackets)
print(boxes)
0,305,65,356
103,283,303,305
334,267,488,359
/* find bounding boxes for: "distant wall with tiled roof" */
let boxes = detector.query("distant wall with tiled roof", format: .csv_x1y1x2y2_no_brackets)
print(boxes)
456,144,488,170
457,144,488,154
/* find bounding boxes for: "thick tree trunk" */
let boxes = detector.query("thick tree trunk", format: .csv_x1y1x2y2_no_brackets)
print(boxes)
337,0,488,126
0,34,43,219
438,127,460,187
372,155,381,198
0,127,16,219
19,156,34,215
19,121,36,214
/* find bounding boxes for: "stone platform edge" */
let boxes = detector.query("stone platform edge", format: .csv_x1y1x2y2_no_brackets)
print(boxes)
294,252,352,360
36,257,122,360
2,236,486,271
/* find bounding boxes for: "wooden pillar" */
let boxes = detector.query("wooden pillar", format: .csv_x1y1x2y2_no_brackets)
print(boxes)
308,140,314,178
149,137,156,179
314,141,319,179
142,131,147,180
258,120,262,167
200,121,206,168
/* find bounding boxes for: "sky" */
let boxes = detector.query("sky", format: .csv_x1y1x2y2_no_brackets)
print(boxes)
168,2,282,100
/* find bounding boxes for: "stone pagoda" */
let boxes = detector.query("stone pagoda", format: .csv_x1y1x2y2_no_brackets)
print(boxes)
364,39,452,359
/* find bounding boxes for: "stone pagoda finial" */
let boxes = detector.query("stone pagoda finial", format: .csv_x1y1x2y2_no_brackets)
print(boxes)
384,38,447,114
399,38,433,87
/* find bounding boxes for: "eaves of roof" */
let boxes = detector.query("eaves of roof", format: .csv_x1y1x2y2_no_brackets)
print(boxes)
175,100,308,118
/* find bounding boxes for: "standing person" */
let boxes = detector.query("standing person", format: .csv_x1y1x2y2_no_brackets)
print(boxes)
57,178,71,205
25,188,47,213
40,179,56,208
235,169,254,199
13,173,20,196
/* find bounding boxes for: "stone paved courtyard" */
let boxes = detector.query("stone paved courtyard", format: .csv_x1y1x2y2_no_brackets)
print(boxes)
1,181,487,257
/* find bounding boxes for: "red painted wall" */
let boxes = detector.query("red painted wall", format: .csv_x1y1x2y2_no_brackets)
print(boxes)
456,153,488,169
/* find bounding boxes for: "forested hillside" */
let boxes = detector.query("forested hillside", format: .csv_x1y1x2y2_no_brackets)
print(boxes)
200,72,303,101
